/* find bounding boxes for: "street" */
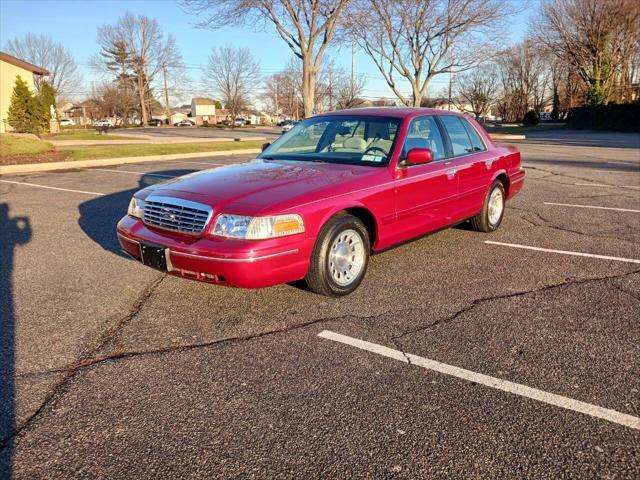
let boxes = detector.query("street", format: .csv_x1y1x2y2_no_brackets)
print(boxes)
122,125,282,140
1,130,639,478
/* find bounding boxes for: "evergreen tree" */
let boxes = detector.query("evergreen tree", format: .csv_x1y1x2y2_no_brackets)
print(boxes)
7,76,36,133
35,81,57,132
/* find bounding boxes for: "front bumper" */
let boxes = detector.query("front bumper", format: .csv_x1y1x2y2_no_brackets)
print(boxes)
117,216,313,288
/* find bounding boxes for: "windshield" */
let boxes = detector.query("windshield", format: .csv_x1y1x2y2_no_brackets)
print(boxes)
261,115,401,166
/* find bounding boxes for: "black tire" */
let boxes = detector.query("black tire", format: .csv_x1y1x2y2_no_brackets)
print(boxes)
305,213,370,297
470,180,506,233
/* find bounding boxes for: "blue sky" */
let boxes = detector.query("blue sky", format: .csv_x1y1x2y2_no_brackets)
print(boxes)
1,0,536,104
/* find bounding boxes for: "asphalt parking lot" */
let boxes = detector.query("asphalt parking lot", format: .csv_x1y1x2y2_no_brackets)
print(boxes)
1,130,639,478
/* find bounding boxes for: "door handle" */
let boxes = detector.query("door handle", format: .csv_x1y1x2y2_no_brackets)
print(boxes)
445,168,457,176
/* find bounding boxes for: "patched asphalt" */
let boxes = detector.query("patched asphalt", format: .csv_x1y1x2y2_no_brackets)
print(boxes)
1,130,639,478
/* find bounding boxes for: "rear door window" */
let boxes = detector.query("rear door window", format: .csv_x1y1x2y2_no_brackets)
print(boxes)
439,115,473,156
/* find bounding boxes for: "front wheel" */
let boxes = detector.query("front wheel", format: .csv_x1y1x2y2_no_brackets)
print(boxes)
470,180,505,232
305,213,370,297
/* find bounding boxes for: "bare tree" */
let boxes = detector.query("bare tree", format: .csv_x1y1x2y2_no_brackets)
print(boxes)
494,41,553,121
332,71,366,109
305,57,367,111
4,33,81,98
205,45,261,127
348,0,510,106
454,68,497,120
182,0,351,117
263,58,303,119
533,0,640,104
94,13,181,124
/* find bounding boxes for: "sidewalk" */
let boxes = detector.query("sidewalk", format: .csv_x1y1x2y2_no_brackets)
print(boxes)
0,148,261,175
48,135,268,146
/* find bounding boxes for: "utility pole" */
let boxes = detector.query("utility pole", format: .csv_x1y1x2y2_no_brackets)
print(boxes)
162,63,171,124
329,69,333,111
275,82,279,122
448,66,452,111
351,36,355,101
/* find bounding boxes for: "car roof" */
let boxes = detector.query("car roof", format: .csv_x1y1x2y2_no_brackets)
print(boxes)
315,107,463,119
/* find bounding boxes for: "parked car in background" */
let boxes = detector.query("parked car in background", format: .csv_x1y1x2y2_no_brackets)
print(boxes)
281,121,297,134
59,118,74,126
93,119,113,127
174,119,194,127
233,118,246,127
118,108,524,297
147,119,163,127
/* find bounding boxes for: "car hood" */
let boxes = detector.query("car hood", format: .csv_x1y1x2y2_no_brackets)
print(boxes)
139,159,380,214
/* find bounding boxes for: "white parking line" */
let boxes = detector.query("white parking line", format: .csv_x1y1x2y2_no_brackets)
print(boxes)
608,161,640,166
485,241,640,264
171,161,224,167
544,202,640,213
318,330,640,431
92,168,175,178
574,183,640,190
0,179,104,196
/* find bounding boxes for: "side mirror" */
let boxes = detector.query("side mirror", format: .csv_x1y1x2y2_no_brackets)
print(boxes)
406,148,433,165
261,142,271,152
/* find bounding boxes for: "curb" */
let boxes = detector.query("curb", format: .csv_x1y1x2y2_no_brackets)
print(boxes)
0,148,261,175
489,133,527,140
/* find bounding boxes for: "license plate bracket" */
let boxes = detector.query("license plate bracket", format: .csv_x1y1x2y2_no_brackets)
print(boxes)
140,242,168,272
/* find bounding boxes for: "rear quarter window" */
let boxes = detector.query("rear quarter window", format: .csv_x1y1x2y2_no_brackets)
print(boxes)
461,119,487,152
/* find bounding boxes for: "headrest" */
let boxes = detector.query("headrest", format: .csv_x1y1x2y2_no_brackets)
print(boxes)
343,137,367,150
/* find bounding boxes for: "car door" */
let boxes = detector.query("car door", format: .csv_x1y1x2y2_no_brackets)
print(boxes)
437,115,492,219
393,115,461,241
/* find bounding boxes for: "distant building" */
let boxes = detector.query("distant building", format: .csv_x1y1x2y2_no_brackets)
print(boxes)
421,97,494,120
170,112,188,125
63,100,111,126
0,51,49,133
190,97,217,125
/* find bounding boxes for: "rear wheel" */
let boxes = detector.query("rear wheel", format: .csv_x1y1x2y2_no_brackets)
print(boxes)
305,213,370,297
470,180,505,232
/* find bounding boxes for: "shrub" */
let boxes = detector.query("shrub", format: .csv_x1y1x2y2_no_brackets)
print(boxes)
522,110,539,126
7,76,37,133
7,77,57,134
567,103,640,132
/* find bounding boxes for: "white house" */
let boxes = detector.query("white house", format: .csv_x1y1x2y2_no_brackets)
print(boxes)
170,112,188,125
190,97,217,125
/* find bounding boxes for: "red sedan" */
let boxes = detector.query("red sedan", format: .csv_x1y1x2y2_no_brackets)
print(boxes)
117,108,524,296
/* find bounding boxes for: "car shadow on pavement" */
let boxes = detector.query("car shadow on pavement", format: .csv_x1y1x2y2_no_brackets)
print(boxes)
0,203,32,477
78,169,196,257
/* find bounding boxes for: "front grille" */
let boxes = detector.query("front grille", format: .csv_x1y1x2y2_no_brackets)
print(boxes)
143,196,212,235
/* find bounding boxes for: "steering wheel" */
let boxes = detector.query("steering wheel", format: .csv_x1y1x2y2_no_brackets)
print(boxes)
363,146,387,156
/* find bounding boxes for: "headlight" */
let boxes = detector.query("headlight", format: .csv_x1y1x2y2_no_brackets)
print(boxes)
128,197,145,219
213,214,304,239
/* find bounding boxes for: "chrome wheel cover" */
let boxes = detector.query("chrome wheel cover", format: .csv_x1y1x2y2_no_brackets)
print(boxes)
328,229,365,286
488,187,504,226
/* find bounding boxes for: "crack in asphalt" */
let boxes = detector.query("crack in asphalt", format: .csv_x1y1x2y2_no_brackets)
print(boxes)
508,205,639,243
0,275,165,451
523,165,640,197
3,268,640,452
391,269,640,351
